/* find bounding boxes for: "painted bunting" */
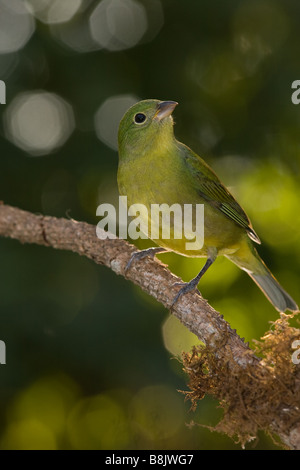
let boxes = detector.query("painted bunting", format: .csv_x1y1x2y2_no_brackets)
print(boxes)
117,99,298,312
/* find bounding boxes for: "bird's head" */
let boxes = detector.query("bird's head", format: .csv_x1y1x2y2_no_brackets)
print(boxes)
118,99,178,158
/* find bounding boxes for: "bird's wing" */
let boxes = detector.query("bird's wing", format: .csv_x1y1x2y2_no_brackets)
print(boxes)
181,146,261,244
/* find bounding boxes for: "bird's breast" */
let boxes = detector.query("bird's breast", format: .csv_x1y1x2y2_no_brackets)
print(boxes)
117,154,245,257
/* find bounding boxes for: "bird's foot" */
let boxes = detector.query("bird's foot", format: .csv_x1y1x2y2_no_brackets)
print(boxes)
171,256,216,308
125,247,166,272
171,278,200,307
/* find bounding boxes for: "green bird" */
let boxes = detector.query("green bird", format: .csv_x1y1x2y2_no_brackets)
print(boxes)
117,99,298,312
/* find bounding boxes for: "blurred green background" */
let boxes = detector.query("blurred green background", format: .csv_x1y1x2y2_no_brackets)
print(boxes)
0,0,299,450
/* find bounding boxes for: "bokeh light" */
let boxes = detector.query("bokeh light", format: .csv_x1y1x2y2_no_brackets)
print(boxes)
94,94,139,150
130,385,184,442
67,393,130,450
4,91,75,156
1,419,57,450
51,0,164,53
1,375,79,450
25,0,82,25
186,44,243,98
89,0,148,51
232,0,289,76
162,315,199,357
0,0,35,54
50,5,100,53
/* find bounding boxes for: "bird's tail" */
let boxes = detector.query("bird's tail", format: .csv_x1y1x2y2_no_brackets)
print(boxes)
226,242,298,313
248,270,298,313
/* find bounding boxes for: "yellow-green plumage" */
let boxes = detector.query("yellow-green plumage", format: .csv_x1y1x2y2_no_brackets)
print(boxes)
117,99,298,313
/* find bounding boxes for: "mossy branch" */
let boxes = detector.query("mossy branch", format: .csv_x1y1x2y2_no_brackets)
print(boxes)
0,202,299,449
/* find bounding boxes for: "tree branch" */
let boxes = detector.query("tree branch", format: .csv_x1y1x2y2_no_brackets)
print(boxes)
0,202,299,449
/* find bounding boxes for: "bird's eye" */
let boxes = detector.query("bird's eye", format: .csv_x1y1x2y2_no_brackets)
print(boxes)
134,113,146,124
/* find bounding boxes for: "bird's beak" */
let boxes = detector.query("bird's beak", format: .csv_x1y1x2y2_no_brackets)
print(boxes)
154,101,178,121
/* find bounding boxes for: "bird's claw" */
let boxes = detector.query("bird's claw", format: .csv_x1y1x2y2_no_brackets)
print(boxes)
125,251,146,272
171,280,200,307
125,247,165,272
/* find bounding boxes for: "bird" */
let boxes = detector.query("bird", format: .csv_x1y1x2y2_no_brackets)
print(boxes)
117,99,298,313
